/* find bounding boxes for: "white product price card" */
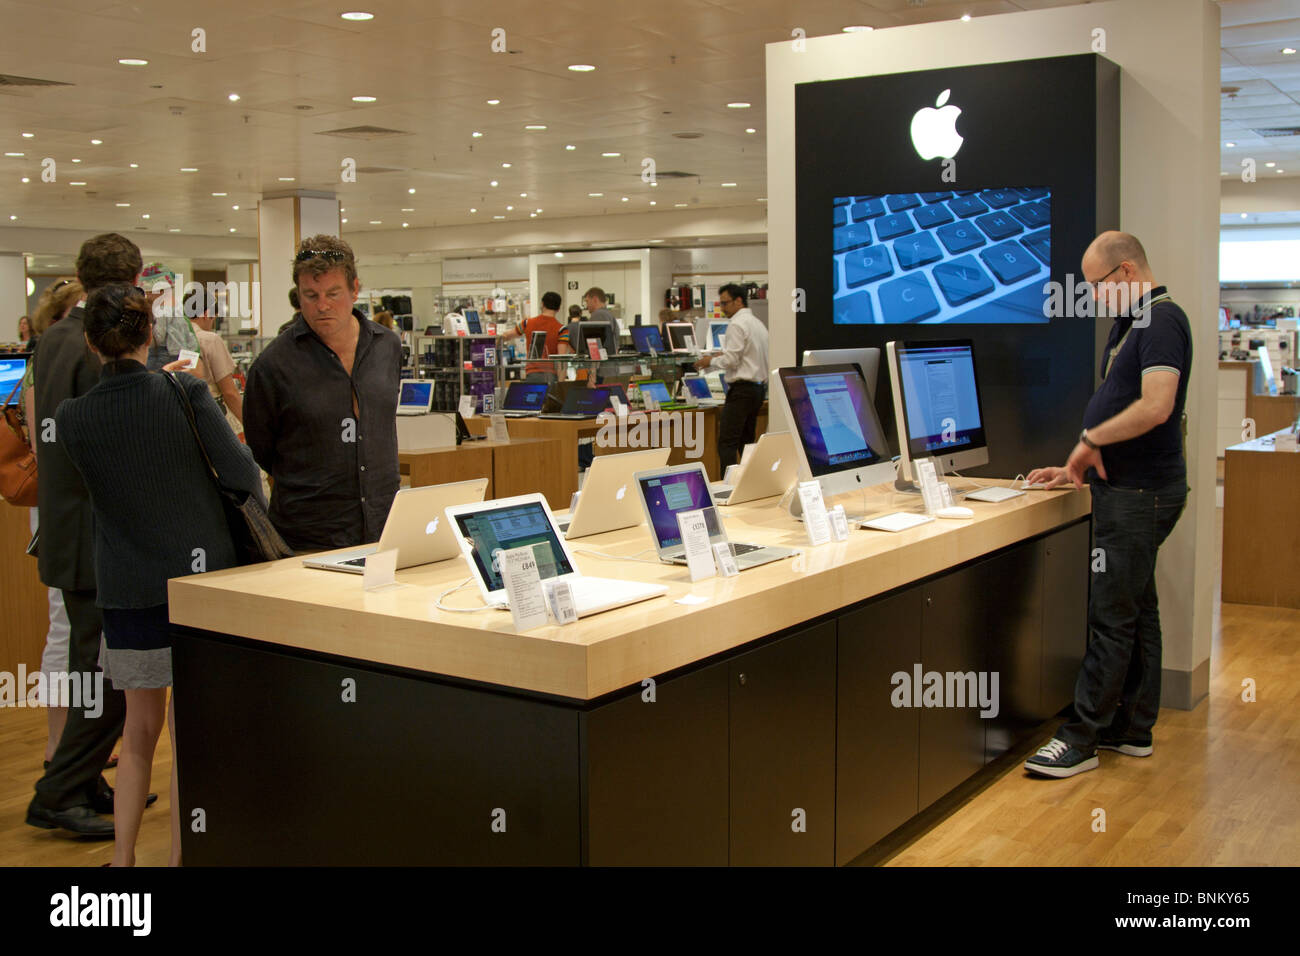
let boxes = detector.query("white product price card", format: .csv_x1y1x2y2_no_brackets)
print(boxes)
676,509,716,582
362,548,399,591
597,346,609,360
610,394,628,418
487,413,510,443
484,347,496,366
712,542,739,577
797,480,831,546
500,546,548,631
829,505,850,542
458,394,476,419
643,392,660,412
916,459,943,515
938,482,954,509
543,580,578,625
481,393,495,415
566,365,577,381
177,348,200,370
684,335,696,352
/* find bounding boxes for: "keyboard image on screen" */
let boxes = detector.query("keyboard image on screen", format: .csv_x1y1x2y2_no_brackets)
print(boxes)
832,188,1051,324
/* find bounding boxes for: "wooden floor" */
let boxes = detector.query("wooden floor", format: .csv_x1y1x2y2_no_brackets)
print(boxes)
2,512,1296,866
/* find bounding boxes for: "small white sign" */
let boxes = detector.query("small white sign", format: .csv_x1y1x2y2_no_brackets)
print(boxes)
643,392,660,412
797,480,831,547
177,348,200,370
676,509,716,582
501,546,548,631
916,459,943,515
610,394,628,418
597,345,609,360
543,579,578,624
712,542,739,577
458,394,476,419
362,548,399,591
684,334,696,351
938,482,954,509
566,365,578,381
829,505,850,542
487,413,510,443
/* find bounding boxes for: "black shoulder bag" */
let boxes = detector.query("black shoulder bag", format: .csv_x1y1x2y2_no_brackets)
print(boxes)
164,372,294,564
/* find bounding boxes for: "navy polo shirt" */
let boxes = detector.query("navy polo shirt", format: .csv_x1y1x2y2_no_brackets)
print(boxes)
1081,286,1192,488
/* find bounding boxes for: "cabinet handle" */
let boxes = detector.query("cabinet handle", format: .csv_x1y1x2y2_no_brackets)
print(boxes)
737,672,747,686
925,597,932,607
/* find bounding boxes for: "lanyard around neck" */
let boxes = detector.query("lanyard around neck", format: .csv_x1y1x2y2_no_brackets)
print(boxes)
1102,292,1171,379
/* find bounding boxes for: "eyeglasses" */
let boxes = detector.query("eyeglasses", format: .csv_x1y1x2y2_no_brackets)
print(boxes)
295,249,349,262
1086,262,1124,288
49,279,72,292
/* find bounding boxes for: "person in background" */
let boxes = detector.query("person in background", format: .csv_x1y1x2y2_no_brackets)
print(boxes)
138,263,201,369
373,310,395,331
567,304,583,322
499,291,563,380
696,284,769,470
57,282,262,866
657,308,678,345
18,315,32,343
243,234,402,552
192,310,244,428
278,287,300,335
558,287,619,357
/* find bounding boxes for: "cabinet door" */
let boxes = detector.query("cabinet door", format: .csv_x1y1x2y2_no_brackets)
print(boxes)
1040,521,1091,719
729,621,837,866
980,542,1044,762
918,570,987,810
836,587,923,865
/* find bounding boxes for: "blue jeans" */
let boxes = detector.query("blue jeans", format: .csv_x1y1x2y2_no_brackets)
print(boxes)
1057,477,1187,751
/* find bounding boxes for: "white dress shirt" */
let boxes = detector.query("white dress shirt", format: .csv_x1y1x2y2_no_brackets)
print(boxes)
710,307,768,384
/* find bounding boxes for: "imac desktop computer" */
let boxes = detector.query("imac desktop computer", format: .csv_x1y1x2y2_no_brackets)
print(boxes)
801,348,881,401
885,339,989,494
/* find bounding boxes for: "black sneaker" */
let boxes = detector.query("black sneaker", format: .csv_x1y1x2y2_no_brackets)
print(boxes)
1097,732,1153,757
1024,737,1098,778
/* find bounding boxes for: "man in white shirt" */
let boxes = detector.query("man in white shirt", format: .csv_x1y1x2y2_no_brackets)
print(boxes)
696,284,768,469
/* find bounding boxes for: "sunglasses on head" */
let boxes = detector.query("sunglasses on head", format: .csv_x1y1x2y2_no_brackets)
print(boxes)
295,249,348,262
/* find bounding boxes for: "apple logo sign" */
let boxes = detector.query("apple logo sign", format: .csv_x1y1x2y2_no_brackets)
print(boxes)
615,484,627,501
425,518,440,535
771,459,782,472
910,89,963,161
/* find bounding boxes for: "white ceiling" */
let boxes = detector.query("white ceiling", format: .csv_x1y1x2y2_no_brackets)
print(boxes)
2,0,1298,266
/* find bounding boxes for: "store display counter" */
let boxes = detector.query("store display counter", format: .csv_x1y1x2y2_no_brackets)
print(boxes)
169,479,1091,866
399,436,566,507
1223,427,1300,609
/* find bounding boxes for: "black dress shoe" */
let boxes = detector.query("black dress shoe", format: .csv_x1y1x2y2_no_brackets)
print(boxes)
91,789,157,815
26,801,115,838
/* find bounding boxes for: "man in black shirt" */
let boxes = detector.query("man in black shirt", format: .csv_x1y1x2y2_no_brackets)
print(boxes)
1024,231,1191,778
243,236,401,552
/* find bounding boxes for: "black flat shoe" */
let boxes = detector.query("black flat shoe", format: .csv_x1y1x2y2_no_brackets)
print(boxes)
26,801,115,838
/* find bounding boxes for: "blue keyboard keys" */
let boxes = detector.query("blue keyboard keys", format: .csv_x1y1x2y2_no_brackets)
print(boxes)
935,220,985,254
834,291,876,324
1022,228,1050,265
874,212,914,241
851,197,886,222
878,274,940,323
833,196,850,206
932,255,995,306
833,205,848,228
834,223,874,254
974,210,1024,241
919,191,953,203
978,189,1019,209
844,245,894,286
1008,201,1049,229
886,193,921,212
947,195,989,219
1015,187,1049,199
980,241,1040,284
893,231,943,270
912,203,954,229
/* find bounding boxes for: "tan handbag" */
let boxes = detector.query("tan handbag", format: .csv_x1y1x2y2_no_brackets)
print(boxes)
1,377,38,507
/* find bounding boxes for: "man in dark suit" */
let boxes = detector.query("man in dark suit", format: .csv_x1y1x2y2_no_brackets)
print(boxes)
27,234,139,836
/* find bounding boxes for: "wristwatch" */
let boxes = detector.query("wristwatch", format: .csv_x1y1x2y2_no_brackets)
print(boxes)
1080,428,1100,450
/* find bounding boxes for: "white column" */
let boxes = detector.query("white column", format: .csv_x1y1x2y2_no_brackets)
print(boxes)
0,253,28,342
257,192,341,335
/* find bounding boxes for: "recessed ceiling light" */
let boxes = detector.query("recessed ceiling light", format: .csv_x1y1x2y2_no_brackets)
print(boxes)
8,215,15,221
674,203,689,207
568,64,596,72
487,99,500,105
20,177,29,183
341,11,374,21
721,182,737,187
180,167,198,172
229,227,236,232
4,152,23,157
554,252,564,258
1266,161,1277,167
506,205,514,211
1241,213,1248,219
565,144,576,151
278,177,295,181
401,207,414,212
212,191,227,196
470,208,477,213
490,180,499,187
524,125,547,130
408,187,416,194
519,192,527,198
115,202,130,207
493,215,505,219
1277,168,1285,173
1225,142,1236,147
228,93,240,102
757,197,767,202
91,139,103,145
141,213,149,219
231,204,239,210
842,25,873,32
341,218,348,223
960,13,972,22
1284,47,1297,55
368,220,382,224
649,239,664,243
70,181,86,186
71,158,81,163
21,132,33,138
535,208,542,213
745,128,756,134
649,200,656,206
402,222,409,228
650,181,658,187
588,192,603,197
471,131,483,138
129,163,138,168
501,162,512,168
602,151,621,157
726,102,751,109
118,58,148,66
169,228,180,232
352,95,377,103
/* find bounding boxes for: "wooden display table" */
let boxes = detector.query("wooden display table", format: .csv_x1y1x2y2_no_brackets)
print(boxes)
0,505,45,676
169,480,1091,866
1223,427,1300,608
399,436,567,508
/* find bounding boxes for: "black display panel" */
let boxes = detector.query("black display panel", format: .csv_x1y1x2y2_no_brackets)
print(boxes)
796,54,1118,477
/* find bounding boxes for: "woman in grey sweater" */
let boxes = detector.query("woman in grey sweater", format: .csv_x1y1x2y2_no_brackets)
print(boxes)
57,282,263,867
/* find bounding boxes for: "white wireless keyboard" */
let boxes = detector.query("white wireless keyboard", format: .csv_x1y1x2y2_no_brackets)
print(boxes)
860,512,935,533
964,486,1025,503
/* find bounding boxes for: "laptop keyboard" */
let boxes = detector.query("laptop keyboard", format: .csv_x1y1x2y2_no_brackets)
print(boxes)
341,556,368,568
729,543,763,556
832,188,1051,325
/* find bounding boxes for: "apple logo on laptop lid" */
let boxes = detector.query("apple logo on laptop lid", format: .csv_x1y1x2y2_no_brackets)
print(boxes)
425,518,439,535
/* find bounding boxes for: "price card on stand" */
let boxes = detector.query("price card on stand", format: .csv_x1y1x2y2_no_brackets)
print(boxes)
500,546,548,632
797,480,832,546
829,505,850,541
458,394,476,419
543,580,578,625
676,509,716,582
487,413,510,443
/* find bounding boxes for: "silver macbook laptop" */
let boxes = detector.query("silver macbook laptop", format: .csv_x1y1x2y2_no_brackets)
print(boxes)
560,447,672,538
500,381,549,417
445,494,668,618
397,379,435,415
634,463,799,571
713,430,797,505
681,374,724,407
302,478,489,573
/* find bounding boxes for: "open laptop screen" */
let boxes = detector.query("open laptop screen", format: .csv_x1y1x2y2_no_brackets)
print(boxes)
638,468,723,550
503,382,548,411
398,380,433,410
683,377,712,399
630,326,665,353
565,387,611,415
639,381,672,405
452,500,575,593
1,356,27,404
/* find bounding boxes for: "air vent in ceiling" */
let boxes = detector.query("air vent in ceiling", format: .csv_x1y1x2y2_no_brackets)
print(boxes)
672,131,704,140
316,125,411,140
648,170,698,179
356,165,406,174
0,73,71,88
1251,126,1300,138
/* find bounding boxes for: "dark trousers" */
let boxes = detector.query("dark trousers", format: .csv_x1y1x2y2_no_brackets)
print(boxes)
1057,478,1187,751
717,381,765,470
32,589,126,810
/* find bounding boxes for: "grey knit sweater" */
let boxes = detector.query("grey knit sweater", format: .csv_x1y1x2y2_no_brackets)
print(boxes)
55,360,263,609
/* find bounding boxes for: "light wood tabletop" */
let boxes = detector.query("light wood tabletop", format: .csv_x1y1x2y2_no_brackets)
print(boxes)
168,478,1090,700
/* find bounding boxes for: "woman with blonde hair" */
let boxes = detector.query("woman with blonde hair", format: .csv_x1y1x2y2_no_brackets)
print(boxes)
32,278,84,336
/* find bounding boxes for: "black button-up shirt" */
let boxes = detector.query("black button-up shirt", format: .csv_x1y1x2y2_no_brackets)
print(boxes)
243,310,402,551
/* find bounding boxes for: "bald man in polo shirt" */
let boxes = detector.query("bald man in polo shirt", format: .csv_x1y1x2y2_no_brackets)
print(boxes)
1023,231,1191,778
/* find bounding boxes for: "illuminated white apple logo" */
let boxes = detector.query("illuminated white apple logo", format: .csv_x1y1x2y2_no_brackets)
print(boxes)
425,518,439,535
615,484,627,501
910,89,963,161
771,459,782,472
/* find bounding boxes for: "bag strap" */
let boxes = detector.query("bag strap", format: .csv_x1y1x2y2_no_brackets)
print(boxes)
163,371,228,492
3,375,23,408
